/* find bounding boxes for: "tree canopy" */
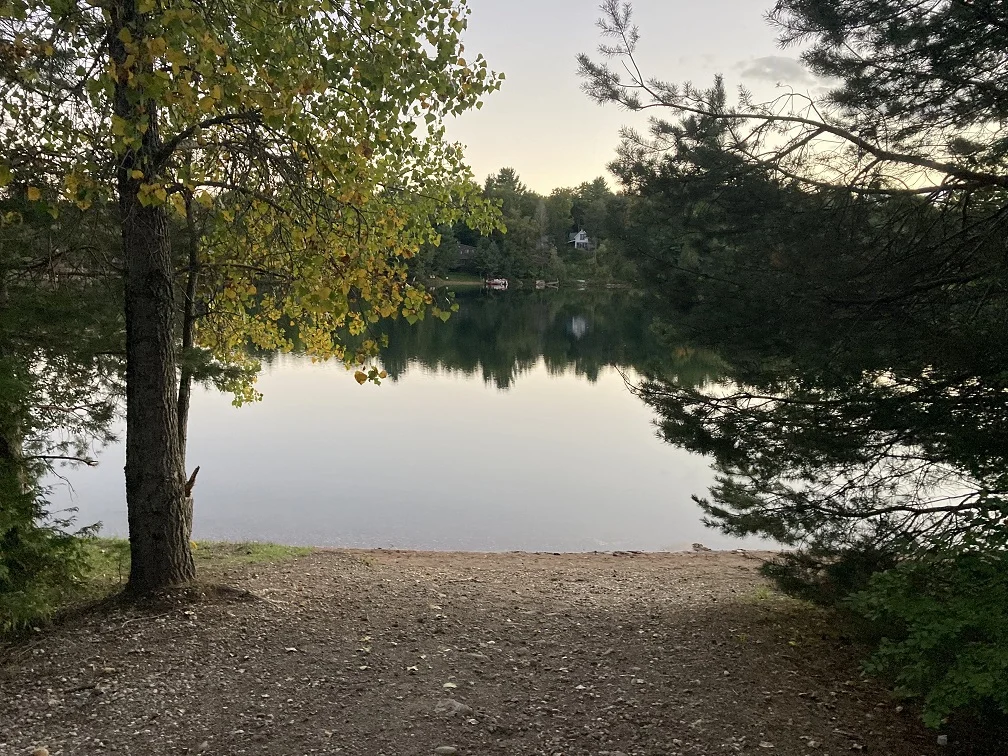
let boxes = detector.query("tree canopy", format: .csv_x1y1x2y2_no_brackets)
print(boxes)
582,0,1008,726
580,0,1008,555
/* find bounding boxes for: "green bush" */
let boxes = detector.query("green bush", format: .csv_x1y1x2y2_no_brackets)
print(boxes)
0,468,94,633
848,552,1008,728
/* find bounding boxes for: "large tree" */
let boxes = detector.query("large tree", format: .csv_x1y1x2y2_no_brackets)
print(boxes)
579,0,1008,555
580,0,1008,725
1,0,501,592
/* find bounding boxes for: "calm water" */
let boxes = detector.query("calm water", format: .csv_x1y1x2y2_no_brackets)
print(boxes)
52,290,769,551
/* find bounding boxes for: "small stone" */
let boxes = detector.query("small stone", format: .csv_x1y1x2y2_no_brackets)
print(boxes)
937,735,948,746
759,743,775,749
434,747,458,755
434,698,473,717
197,741,209,751
32,748,50,756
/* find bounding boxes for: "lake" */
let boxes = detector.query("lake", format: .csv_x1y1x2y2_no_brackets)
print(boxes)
51,289,770,552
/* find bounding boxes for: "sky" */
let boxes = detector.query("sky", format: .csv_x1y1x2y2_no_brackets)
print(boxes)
443,0,815,194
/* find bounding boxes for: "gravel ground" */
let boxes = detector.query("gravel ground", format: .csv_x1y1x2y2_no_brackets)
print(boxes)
1,549,945,756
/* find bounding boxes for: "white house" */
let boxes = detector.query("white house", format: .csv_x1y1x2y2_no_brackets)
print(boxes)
567,229,592,250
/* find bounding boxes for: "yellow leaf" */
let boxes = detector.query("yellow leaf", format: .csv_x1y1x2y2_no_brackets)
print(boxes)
26,187,41,201
354,370,367,384
117,27,132,44
131,169,144,179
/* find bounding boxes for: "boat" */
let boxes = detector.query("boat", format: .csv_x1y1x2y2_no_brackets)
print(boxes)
485,277,508,291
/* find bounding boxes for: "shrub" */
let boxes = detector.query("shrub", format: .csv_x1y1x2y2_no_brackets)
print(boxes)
847,552,1008,728
0,468,93,633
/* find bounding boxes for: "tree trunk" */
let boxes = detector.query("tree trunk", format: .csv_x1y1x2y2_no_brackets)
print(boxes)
111,0,195,592
177,193,199,464
177,194,201,539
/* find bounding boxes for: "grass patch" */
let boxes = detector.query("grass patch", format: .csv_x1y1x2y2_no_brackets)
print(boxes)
81,538,313,598
2,539,313,640
753,584,774,601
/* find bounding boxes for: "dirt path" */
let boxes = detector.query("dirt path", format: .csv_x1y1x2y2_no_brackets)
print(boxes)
1,550,940,756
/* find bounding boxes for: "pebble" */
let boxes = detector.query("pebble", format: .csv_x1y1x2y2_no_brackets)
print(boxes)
32,749,50,756
434,747,458,755
435,698,473,717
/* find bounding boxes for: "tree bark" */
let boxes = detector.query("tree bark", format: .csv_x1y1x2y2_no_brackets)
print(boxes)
111,0,195,592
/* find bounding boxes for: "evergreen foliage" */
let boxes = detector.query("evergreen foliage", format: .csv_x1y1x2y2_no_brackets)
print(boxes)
0,473,93,633
581,0,1008,728
0,285,115,630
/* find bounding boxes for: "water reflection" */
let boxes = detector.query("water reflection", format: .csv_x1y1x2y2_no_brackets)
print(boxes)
54,289,766,551
357,288,721,390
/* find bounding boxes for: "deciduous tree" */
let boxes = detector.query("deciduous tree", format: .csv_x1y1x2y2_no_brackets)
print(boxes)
1,0,502,592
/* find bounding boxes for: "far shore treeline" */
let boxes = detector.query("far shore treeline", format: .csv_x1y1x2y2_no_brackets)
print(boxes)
406,169,637,285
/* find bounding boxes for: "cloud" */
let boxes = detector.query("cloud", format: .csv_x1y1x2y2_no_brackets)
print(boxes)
737,56,818,86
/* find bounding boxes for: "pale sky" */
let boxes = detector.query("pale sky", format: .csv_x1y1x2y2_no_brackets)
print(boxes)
445,0,812,194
